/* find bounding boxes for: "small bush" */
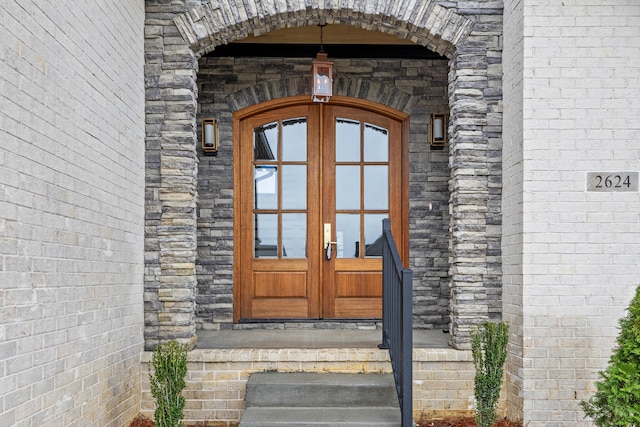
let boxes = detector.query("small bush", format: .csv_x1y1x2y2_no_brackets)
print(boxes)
581,286,640,427
471,321,509,427
149,341,189,427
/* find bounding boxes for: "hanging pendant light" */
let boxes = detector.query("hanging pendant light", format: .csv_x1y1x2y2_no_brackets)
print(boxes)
311,25,333,103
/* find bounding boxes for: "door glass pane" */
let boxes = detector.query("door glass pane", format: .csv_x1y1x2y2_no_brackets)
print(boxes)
335,118,360,162
282,118,307,161
336,214,360,258
364,166,388,210
282,213,306,258
254,214,278,258
364,214,387,258
336,166,360,210
364,123,388,162
254,122,278,161
254,166,278,209
282,165,306,210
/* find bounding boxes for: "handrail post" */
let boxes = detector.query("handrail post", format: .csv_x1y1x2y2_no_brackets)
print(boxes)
379,219,391,351
401,268,413,427
380,218,413,427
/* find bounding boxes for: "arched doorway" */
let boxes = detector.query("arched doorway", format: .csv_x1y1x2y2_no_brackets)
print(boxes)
144,1,503,351
234,96,409,320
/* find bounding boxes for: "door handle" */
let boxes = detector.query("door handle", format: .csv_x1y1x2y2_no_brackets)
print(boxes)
323,223,337,260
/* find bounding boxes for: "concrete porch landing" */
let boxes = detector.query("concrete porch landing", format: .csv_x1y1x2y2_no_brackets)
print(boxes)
195,328,450,349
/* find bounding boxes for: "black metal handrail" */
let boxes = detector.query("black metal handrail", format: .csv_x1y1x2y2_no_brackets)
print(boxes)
379,219,413,427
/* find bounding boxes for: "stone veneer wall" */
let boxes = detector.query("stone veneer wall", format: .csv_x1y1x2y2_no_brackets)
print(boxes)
145,0,503,350
0,1,146,426
195,56,451,330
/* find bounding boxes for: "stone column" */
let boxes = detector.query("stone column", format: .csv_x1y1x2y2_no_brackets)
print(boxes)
145,1,200,350
446,9,503,349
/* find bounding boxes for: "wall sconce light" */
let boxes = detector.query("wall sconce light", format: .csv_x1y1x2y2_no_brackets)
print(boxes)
430,113,447,148
202,118,218,156
311,25,333,103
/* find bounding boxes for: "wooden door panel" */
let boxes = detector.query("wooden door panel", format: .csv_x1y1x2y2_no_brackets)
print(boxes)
335,272,382,298
334,299,382,318
236,104,321,320
321,105,403,319
253,271,308,298
251,299,310,318
334,259,382,270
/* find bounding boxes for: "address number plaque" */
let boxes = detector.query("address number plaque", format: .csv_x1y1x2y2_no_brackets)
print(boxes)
587,172,638,192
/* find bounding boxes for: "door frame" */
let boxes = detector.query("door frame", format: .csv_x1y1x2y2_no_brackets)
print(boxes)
232,95,410,323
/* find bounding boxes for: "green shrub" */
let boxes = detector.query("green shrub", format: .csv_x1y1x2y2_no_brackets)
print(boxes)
471,321,509,427
581,285,640,427
149,341,189,427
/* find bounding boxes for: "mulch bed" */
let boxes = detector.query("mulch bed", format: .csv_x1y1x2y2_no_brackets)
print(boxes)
131,414,523,427
416,417,522,427
129,414,231,427
129,416,154,427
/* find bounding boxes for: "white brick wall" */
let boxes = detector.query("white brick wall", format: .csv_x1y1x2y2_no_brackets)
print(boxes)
0,1,145,426
503,1,640,425
502,0,525,421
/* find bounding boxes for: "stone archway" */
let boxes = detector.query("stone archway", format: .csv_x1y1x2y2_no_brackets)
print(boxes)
143,0,502,350
173,1,472,58
225,76,417,114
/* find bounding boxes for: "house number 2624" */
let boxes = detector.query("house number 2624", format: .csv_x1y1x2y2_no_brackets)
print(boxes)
587,172,638,192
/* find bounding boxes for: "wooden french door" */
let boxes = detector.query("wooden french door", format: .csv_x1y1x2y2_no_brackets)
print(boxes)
234,97,407,321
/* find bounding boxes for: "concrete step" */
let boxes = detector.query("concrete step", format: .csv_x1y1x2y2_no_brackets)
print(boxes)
239,373,401,427
239,407,402,427
245,372,399,408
